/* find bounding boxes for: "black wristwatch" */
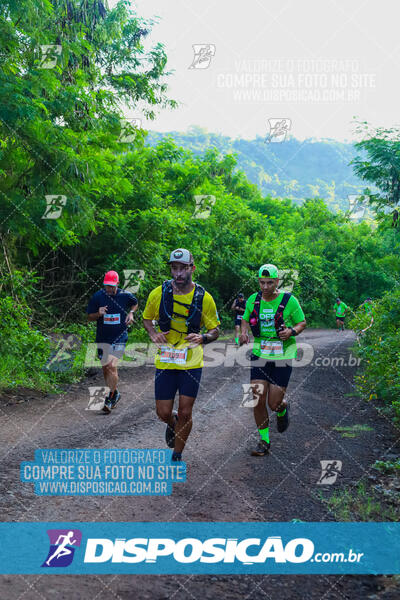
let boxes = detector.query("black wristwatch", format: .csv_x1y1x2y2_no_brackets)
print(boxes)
202,334,208,345
290,327,298,337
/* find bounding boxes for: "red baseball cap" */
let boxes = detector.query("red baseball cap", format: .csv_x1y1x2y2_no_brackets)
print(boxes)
103,270,119,286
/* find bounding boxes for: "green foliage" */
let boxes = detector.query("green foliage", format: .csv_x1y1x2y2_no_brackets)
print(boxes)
374,459,400,474
1,4,400,399
147,128,365,209
0,295,52,390
0,0,176,253
352,122,400,228
321,481,397,522
350,288,400,422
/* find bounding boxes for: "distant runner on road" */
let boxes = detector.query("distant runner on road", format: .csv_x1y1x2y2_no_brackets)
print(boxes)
231,292,246,345
86,270,138,413
334,297,348,331
240,263,306,457
143,248,220,462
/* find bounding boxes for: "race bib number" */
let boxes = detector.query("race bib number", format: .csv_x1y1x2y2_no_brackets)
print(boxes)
159,346,188,364
104,313,121,325
237,315,243,320
260,340,284,356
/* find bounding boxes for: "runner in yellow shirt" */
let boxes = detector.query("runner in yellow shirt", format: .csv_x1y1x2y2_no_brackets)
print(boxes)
143,248,220,461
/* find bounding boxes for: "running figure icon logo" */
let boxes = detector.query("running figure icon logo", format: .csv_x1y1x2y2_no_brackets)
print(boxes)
265,118,291,143
42,195,67,219
240,383,264,408
193,195,216,219
37,45,62,69
86,386,110,411
188,44,216,69
42,529,82,567
317,460,343,485
347,194,368,222
118,118,142,143
123,269,145,294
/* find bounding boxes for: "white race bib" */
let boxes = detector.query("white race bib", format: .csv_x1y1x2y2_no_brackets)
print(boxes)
260,340,284,356
159,346,188,364
104,313,121,325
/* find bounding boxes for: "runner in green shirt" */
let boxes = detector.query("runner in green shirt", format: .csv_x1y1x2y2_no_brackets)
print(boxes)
334,297,348,331
239,263,306,456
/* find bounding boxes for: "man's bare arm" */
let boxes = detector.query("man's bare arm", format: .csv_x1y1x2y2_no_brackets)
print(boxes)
239,319,250,345
278,318,307,341
201,326,220,344
143,318,168,345
87,305,107,322
185,326,219,349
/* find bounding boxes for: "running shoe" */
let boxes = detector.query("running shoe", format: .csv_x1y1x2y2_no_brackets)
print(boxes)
165,411,178,448
102,398,112,414
277,404,289,433
251,440,270,456
110,390,121,409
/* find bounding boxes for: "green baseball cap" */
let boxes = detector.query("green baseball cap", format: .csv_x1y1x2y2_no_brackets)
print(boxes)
258,263,279,278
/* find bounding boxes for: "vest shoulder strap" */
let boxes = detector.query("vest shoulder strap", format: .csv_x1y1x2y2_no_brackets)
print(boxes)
277,292,292,311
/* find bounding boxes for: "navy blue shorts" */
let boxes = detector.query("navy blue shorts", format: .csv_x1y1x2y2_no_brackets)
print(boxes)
235,316,243,326
155,368,202,400
336,316,345,322
250,354,292,388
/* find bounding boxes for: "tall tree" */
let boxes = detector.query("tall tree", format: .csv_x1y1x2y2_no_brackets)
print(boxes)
352,123,400,227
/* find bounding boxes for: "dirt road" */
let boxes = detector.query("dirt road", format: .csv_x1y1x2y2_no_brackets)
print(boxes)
0,329,398,599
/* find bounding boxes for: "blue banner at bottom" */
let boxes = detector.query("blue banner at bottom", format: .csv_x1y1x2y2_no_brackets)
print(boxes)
0,522,399,574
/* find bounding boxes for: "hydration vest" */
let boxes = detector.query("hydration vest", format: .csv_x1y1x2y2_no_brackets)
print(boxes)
249,292,292,337
158,280,205,334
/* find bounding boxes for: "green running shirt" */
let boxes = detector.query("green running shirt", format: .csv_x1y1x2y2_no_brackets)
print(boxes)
335,302,348,317
243,292,305,360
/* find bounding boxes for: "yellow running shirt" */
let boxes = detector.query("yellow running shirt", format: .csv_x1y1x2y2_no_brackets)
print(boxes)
142,284,220,370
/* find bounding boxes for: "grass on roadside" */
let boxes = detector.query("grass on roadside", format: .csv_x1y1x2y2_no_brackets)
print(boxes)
318,480,398,521
333,424,373,438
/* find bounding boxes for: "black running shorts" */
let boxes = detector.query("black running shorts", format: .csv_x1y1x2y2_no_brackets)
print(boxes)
250,354,292,388
155,368,202,400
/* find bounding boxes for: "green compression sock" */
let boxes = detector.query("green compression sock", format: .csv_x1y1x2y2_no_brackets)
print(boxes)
277,408,286,417
235,337,238,344
258,427,270,443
